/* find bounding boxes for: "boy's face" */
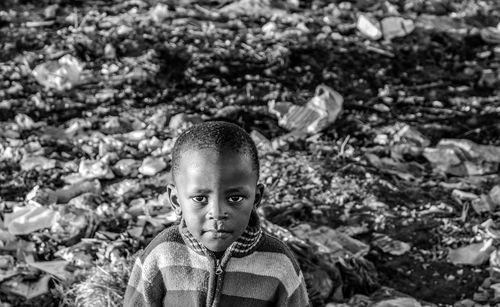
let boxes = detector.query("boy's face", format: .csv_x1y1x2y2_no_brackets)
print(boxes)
167,148,263,252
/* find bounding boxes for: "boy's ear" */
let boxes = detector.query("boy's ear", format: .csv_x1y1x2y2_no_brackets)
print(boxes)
167,184,181,215
254,183,265,208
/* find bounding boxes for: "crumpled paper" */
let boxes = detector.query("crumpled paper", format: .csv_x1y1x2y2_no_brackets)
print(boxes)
4,204,60,235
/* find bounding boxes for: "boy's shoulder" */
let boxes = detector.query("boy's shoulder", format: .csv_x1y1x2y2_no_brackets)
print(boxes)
257,231,302,274
139,224,183,261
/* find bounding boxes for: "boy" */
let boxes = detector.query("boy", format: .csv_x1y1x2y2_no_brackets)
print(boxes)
124,121,310,307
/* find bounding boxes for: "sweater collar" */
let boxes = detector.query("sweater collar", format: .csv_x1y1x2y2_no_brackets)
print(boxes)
179,210,262,258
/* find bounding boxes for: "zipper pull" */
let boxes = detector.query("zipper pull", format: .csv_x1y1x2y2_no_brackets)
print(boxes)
215,259,223,275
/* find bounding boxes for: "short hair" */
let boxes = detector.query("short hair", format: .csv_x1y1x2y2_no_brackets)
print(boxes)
171,121,259,181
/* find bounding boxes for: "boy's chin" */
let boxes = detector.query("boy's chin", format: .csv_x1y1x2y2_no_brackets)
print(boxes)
203,239,233,253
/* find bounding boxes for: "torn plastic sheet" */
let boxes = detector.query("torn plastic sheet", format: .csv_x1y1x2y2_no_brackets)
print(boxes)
448,240,495,266
269,85,343,134
4,204,59,235
32,54,84,91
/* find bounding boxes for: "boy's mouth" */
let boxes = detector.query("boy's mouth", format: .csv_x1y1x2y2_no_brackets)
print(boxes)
204,229,231,234
204,229,232,240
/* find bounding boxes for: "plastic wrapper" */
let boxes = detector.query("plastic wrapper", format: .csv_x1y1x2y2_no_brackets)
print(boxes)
113,159,141,177
20,155,57,171
121,129,155,143
269,85,343,134
79,160,115,180
372,297,422,307
380,17,415,40
0,274,51,300
26,186,57,206
105,179,142,199
151,3,169,24
138,156,167,176
250,130,274,153
448,240,495,266
357,14,382,40
54,180,101,204
219,0,286,17
32,54,84,91
371,234,411,256
481,26,500,44
51,207,93,245
168,113,203,132
15,114,37,130
489,185,500,208
29,260,72,281
423,139,500,176
292,224,370,257
4,204,60,235
0,255,15,270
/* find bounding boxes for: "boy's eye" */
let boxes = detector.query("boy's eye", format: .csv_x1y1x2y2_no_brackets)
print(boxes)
228,196,244,203
192,196,208,203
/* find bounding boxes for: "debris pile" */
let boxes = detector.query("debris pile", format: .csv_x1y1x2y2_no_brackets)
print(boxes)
1,0,500,306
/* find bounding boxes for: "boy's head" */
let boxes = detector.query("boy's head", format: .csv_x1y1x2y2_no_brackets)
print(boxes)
167,121,264,252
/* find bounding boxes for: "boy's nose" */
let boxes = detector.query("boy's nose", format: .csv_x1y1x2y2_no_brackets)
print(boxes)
208,201,228,220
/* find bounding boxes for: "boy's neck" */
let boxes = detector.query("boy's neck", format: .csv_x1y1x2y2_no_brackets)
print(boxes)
213,250,225,259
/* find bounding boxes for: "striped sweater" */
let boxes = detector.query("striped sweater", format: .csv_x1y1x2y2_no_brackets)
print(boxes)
124,218,310,307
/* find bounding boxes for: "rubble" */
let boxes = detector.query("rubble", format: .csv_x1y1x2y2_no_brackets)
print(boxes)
1,0,500,306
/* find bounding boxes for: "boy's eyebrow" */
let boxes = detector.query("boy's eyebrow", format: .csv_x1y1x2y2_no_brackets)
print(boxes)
189,187,249,194
191,188,213,194
225,187,248,193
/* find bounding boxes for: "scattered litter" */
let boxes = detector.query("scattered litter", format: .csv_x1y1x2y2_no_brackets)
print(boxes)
448,240,495,266
250,130,274,152
168,113,203,132
219,0,286,17
365,153,421,181
291,224,370,257
54,180,101,204
423,139,500,176
482,219,500,240
0,255,15,270
357,14,382,40
372,297,422,307
2,1,500,306
481,27,500,44
32,54,84,91
0,274,51,300
451,189,479,202
372,234,411,256
26,185,57,206
4,204,59,235
29,260,72,281
489,185,500,209
478,69,498,88
20,155,57,171
44,4,59,19
381,17,415,40
79,160,115,180
151,3,169,24
269,85,343,134
15,114,37,130
138,156,167,176
25,20,55,27
113,159,141,177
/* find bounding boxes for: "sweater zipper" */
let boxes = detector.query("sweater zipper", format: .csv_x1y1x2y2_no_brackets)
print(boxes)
215,258,223,275
209,256,225,307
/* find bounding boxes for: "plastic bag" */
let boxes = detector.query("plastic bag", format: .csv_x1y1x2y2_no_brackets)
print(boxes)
357,14,382,40
4,204,59,235
381,17,415,40
32,54,84,91
269,85,343,134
